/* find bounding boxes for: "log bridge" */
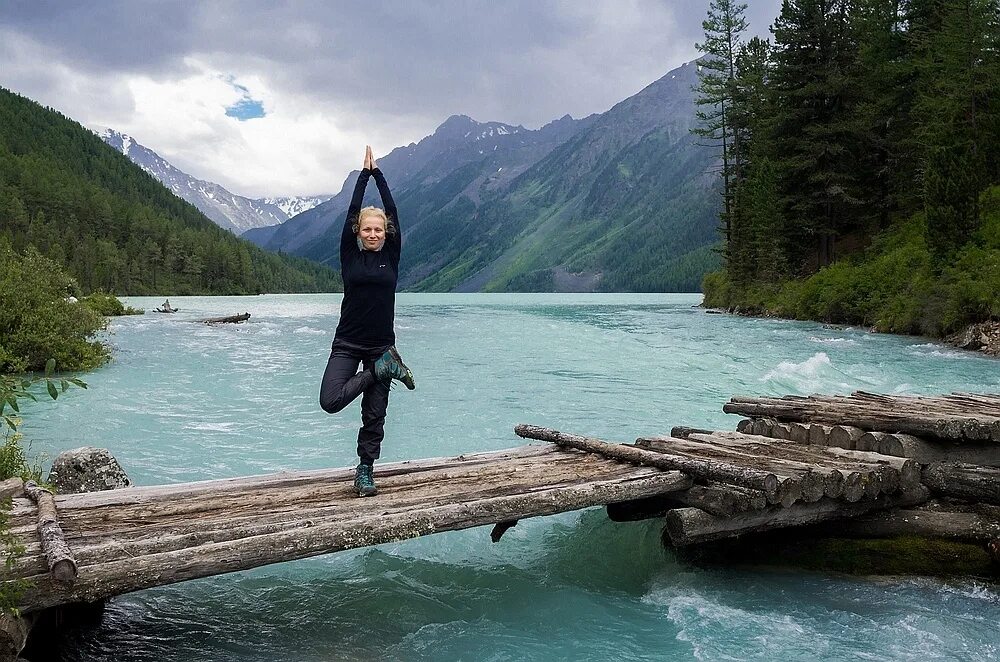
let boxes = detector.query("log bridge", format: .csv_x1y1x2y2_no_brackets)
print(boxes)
3,392,999,631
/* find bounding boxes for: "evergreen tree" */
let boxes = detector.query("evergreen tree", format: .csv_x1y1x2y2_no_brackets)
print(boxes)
908,0,1000,258
694,0,750,265
770,0,859,272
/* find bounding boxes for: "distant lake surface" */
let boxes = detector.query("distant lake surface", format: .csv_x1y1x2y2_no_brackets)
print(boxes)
24,293,1000,661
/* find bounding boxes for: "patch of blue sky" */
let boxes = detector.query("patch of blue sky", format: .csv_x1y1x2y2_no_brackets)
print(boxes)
224,77,265,120
225,97,265,121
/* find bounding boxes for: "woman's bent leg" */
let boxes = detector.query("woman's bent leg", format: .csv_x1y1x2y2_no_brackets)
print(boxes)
319,344,375,414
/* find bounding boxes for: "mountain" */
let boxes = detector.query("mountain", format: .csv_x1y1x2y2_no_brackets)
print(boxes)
0,87,341,295
243,112,593,254
248,59,719,292
98,128,330,234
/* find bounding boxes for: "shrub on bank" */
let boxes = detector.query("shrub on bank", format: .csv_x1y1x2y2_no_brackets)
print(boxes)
80,292,144,317
702,187,1000,338
0,243,109,373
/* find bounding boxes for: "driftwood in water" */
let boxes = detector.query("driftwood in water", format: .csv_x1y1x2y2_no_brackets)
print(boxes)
664,485,930,546
23,482,77,585
514,425,787,504
725,392,1000,442
669,426,713,439
199,312,251,324
922,463,1000,504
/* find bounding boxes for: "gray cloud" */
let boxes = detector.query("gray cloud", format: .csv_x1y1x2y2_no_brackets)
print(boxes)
1,1,784,195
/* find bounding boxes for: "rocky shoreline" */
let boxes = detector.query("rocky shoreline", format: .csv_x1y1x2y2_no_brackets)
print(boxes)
946,321,1000,357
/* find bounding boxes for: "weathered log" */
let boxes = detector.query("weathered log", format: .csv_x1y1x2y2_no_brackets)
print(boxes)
664,485,930,546
667,483,768,518
17,469,693,611
821,447,921,490
199,312,251,324
876,433,1000,466
724,393,1000,442
788,422,812,443
637,436,818,504
808,423,835,446
736,419,754,434
0,612,34,662
858,431,892,452
828,505,1000,542
829,425,864,450
489,520,518,542
0,478,24,501
669,426,713,439
922,463,1000,505
516,425,783,501
23,482,77,586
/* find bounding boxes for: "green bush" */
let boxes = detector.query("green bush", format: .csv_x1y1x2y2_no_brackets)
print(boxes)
709,186,1000,338
0,243,109,373
80,292,144,317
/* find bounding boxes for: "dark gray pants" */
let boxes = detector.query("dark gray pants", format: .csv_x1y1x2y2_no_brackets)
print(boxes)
319,338,390,464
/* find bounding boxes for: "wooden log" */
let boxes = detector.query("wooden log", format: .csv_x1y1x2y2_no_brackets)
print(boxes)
922,463,1000,505
23,482,77,586
680,433,866,501
724,394,1000,443
829,425,864,450
858,432,892,452
670,426,712,440
17,469,693,612
516,425,783,501
821,447,921,490
808,423,835,446
667,483,766,518
0,478,24,500
637,436,818,504
750,419,773,436
788,423,812,444
877,433,1000,466
199,312,251,324
0,612,34,661
736,419,754,434
663,485,930,546
828,505,1000,542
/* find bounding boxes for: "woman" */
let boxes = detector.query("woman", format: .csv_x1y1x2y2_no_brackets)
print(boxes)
320,145,414,497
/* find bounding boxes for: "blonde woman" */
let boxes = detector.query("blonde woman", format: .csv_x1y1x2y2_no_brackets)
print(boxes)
320,145,414,497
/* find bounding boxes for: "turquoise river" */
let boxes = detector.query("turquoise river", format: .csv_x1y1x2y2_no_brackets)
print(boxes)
21,294,1000,661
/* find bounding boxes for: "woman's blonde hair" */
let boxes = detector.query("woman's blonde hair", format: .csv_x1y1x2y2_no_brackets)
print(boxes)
353,206,396,235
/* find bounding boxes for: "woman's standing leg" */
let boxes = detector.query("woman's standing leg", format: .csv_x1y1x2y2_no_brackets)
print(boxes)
357,356,391,465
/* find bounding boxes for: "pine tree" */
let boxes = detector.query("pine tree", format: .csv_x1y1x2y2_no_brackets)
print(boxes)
908,0,1000,258
694,0,750,265
770,0,859,273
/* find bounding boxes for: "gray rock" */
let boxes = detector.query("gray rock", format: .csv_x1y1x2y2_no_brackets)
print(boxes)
46,447,131,494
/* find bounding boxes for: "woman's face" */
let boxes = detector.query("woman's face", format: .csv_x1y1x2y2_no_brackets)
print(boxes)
358,216,386,250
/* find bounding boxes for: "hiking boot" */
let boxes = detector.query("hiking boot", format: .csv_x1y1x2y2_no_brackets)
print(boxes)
354,463,377,497
373,346,415,390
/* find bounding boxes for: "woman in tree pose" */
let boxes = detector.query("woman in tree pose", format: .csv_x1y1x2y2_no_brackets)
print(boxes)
320,145,415,497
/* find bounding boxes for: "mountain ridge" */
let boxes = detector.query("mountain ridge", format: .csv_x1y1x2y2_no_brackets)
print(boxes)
97,128,331,234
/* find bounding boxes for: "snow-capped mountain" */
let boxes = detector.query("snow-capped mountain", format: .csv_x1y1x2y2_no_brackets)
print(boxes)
97,128,330,234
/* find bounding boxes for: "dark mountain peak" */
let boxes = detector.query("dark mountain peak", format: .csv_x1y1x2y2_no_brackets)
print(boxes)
434,114,479,137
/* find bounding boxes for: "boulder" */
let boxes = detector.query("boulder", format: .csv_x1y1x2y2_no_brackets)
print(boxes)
46,447,131,494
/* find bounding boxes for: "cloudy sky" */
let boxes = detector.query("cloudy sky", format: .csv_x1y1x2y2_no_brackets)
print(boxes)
1,1,782,198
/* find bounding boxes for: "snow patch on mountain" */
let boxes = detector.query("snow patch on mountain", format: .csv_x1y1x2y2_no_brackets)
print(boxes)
96,127,330,234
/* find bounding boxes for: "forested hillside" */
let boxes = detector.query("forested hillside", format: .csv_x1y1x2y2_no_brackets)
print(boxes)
0,88,340,295
699,0,1000,336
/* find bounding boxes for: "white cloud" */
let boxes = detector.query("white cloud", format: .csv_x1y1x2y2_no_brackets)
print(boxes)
0,1,784,198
